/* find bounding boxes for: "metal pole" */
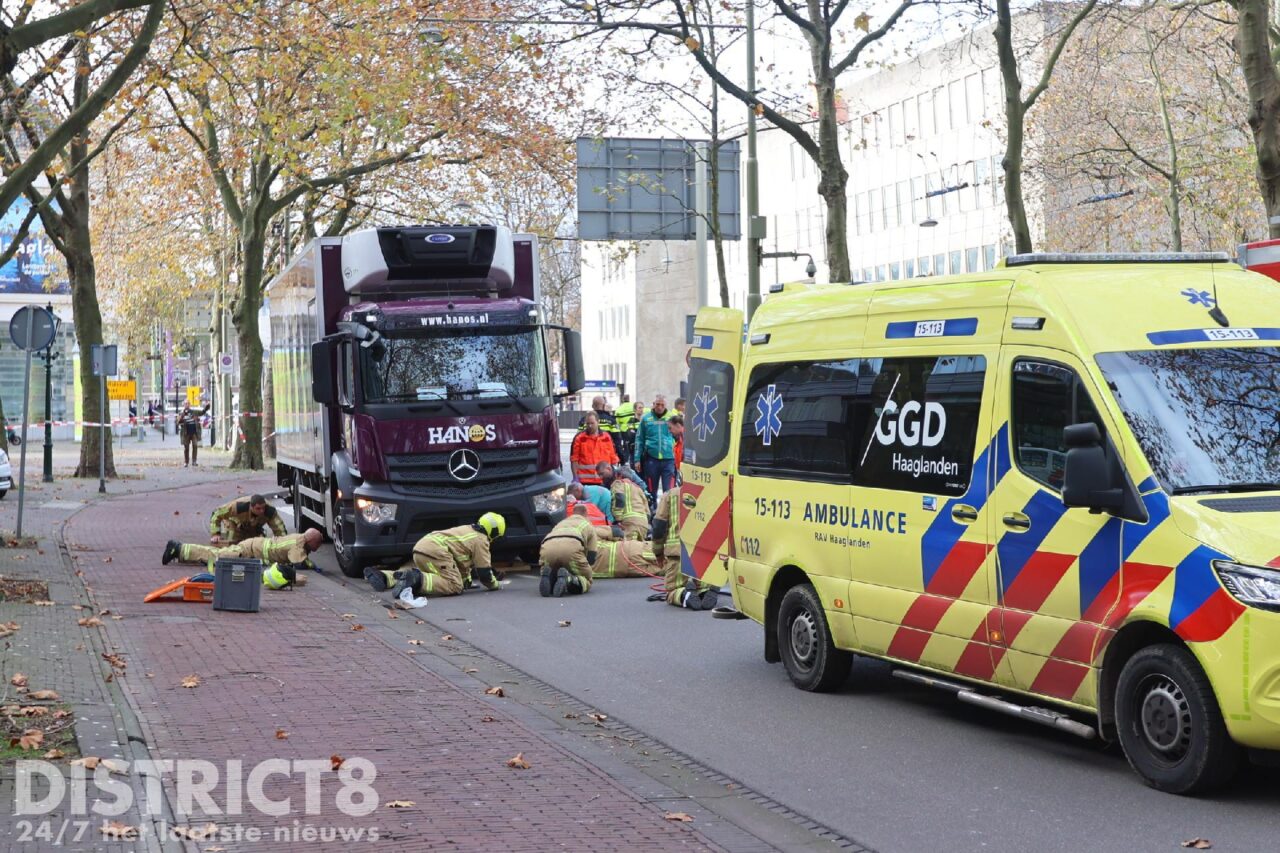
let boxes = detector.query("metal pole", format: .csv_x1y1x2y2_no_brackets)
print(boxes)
745,0,762,321
41,338,53,483
695,141,709,308
98,370,106,493
16,311,34,537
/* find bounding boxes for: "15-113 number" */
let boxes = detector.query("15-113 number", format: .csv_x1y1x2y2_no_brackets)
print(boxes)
754,497,791,519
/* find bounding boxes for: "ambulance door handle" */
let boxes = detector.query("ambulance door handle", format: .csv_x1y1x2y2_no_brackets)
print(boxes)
951,505,978,524
682,494,697,508
1003,512,1031,531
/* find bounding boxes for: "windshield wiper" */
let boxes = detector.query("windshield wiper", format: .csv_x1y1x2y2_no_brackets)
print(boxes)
1170,482,1280,495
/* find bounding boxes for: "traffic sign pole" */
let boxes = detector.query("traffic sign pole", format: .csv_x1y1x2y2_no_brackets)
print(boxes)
15,309,34,537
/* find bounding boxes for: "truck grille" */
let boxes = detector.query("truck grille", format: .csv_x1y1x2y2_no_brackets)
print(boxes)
385,448,540,486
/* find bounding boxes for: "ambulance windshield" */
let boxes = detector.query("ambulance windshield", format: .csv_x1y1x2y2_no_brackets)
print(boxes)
1096,347,1280,494
360,327,549,403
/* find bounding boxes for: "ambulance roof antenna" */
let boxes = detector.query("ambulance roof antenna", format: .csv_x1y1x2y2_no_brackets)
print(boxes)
1208,262,1230,328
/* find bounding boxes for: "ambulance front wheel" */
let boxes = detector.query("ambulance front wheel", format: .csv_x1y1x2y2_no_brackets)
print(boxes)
1114,643,1241,794
777,584,851,692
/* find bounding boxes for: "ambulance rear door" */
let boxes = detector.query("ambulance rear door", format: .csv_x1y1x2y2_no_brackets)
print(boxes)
680,307,743,588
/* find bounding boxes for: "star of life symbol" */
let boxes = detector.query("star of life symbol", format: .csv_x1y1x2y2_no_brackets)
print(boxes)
754,384,784,447
692,385,719,442
1181,288,1215,307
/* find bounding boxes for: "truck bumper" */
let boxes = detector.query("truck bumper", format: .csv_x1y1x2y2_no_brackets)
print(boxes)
348,471,566,566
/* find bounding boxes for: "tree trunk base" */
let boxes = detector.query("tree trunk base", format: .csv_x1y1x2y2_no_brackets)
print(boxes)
230,442,264,470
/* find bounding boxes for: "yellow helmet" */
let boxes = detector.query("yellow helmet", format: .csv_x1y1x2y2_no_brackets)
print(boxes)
477,512,506,539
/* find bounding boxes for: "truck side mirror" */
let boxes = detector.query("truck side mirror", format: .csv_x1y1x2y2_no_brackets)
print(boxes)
311,340,335,406
1061,423,1148,522
563,329,585,394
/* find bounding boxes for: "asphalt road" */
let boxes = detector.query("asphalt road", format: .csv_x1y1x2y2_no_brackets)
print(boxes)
291,435,1280,852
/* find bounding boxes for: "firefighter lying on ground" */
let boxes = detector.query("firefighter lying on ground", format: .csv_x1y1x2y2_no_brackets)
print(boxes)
365,513,506,599
209,494,287,544
161,528,323,589
653,484,719,610
590,539,659,579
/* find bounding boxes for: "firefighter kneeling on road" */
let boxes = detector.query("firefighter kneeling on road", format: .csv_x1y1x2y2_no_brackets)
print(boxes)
365,513,506,599
653,485,719,610
208,494,286,545
538,505,598,597
161,528,323,589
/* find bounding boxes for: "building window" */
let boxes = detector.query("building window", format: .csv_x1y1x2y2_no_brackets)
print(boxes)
910,177,924,223
991,156,1004,205
966,247,979,272
876,265,886,281
918,256,931,276
854,193,865,236
889,261,901,280
983,244,997,270
905,258,915,278
934,253,946,276
932,87,945,133
896,180,908,227
920,91,934,138
948,80,963,128
974,158,989,208
965,73,983,125
949,250,962,274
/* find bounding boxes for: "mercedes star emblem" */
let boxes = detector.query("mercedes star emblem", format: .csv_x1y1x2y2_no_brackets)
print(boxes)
448,448,481,481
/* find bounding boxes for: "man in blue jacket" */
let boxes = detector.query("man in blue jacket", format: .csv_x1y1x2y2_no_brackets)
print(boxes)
635,394,675,510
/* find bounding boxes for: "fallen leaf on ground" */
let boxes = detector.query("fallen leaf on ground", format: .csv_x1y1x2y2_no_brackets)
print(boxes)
16,729,43,750
100,821,138,839
505,752,531,769
1182,841,1212,850
415,619,425,624
564,712,579,719
385,610,399,619
0,621,19,638
480,715,496,723
52,710,71,719
589,713,608,723
10,673,27,688
484,686,504,697
664,812,694,822
351,624,365,632
180,675,200,688
385,800,415,809
275,729,289,740
340,613,356,619
330,755,344,771
28,689,59,701
32,600,54,607
441,634,455,641
42,748,65,759
557,620,571,627
407,639,424,646
77,617,103,627
171,824,219,840
463,668,478,674
71,605,85,611
18,706,48,716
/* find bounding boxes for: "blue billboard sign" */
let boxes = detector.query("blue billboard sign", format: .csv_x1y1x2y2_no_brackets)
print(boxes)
0,196,69,295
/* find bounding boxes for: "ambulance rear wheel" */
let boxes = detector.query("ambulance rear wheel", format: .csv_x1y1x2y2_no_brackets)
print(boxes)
1114,643,1240,794
778,584,851,692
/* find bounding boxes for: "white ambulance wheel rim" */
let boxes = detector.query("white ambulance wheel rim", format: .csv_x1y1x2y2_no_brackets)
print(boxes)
1137,674,1192,760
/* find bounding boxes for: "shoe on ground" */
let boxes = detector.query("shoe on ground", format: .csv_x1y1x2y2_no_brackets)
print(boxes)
552,571,575,598
699,587,720,610
539,565,559,598
161,540,180,565
364,567,388,592
680,590,700,609
390,567,420,600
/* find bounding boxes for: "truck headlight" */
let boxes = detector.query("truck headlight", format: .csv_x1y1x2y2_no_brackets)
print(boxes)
533,486,566,515
356,498,397,525
1213,560,1280,612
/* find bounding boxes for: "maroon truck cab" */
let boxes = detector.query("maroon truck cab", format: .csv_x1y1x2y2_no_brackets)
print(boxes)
266,225,585,577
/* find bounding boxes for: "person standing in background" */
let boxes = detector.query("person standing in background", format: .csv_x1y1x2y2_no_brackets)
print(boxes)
177,402,207,467
636,395,675,509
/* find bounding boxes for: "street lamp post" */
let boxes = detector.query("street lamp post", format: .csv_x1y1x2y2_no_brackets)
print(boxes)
38,302,60,483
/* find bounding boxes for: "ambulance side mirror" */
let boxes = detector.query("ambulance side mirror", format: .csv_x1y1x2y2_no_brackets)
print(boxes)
1061,423,1148,523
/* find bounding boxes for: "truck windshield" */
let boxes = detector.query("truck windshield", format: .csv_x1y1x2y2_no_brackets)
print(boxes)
360,327,549,403
1096,347,1280,493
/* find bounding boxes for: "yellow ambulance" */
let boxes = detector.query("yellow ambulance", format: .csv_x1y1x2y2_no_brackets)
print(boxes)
680,253,1280,793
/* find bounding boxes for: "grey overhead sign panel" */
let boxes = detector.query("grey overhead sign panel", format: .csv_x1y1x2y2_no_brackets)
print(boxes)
576,137,741,241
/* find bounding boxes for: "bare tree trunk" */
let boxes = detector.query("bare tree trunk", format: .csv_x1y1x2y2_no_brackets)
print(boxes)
1234,0,1280,237
814,71,851,280
996,0,1034,254
230,225,265,470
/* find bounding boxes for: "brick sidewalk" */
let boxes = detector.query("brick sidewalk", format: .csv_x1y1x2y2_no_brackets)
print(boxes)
61,479,726,852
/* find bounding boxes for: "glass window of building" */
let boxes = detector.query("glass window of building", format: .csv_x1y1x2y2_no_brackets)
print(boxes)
854,193,865,236
889,261,901,280
918,256,931,276
974,158,989,208
911,177,924,223
920,90,935,137
949,250,962,274
905,258,915,278
904,97,919,141
966,247,979,272
936,171,949,215
984,244,997,270
933,87,946,132
888,102,901,147
965,74,982,124
896,180,909,226
934,253,946,275
991,156,1004,205
948,80,963,128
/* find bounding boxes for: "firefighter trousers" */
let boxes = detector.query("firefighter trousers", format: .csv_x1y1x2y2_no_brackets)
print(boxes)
539,539,593,593
377,542,466,597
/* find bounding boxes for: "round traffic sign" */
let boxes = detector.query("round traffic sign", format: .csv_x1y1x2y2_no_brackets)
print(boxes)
9,306,56,351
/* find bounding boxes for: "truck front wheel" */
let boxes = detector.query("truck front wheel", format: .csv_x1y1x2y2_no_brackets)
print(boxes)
331,501,365,578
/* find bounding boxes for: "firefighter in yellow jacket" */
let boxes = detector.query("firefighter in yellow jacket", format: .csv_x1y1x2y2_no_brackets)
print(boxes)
208,494,287,544
365,513,505,598
590,539,659,579
597,461,649,540
538,505,599,597
160,529,323,589
653,485,719,610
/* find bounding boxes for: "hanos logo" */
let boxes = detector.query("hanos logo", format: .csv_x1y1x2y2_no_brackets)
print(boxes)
874,400,946,447
427,424,497,445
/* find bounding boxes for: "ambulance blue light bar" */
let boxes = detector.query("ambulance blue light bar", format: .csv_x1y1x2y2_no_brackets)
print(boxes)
1006,252,1231,266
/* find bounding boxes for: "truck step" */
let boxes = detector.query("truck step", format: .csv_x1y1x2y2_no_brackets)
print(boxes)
892,669,1096,739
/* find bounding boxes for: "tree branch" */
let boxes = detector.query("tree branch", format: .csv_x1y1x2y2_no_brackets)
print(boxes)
1023,0,1100,110
833,0,915,77
4,0,153,67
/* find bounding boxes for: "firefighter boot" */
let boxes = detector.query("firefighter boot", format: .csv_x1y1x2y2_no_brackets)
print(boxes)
364,567,392,592
473,567,500,591
391,568,423,599
553,572,585,598
539,564,559,598
698,586,721,610
162,540,180,565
